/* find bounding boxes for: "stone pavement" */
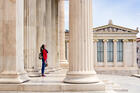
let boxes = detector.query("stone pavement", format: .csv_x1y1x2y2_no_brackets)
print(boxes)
0,69,140,93
98,74,140,93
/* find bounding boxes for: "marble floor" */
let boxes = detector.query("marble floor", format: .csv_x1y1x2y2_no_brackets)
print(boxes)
0,69,140,93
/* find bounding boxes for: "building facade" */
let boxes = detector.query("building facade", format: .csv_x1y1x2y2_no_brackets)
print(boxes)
65,20,139,75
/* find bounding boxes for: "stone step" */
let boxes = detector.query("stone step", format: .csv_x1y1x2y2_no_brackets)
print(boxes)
0,82,105,92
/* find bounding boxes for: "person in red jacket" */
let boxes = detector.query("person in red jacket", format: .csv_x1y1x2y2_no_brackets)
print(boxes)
40,44,48,77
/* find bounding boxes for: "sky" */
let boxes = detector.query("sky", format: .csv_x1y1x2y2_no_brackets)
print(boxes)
64,0,140,37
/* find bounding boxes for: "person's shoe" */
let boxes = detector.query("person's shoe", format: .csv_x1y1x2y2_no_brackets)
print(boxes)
42,74,46,77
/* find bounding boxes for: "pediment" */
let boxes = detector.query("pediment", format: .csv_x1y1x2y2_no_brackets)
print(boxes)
93,24,138,33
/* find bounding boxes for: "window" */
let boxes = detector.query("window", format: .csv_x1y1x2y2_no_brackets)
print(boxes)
117,39,123,62
107,39,114,62
97,39,104,62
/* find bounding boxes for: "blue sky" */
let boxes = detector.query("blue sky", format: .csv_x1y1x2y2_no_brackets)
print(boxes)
64,0,140,34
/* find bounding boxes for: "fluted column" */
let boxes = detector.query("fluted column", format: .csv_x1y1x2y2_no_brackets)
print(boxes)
45,0,53,71
24,0,28,70
42,0,60,72
67,41,69,62
65,41,69,61
36,0,46,68
64,0,100,84
58,0,67,63
0,0,29,83
103,39,108,67
123,39,128,67
132,39,137,67
49,0,60,70
93,40,98,67
113,39,118,67
25,0,40,77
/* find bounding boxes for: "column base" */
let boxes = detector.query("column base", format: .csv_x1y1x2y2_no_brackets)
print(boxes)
0,72,30,84
64,71,101,84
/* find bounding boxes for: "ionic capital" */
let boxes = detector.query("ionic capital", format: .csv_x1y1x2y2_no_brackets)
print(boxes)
103,39,108,42
93,39,99,42
123,39,129,42
113,39,118,42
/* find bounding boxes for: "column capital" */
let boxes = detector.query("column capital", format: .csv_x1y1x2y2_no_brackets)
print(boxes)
93,39,99,42
113,39,118,42
103,39,108,42
123,39,129,42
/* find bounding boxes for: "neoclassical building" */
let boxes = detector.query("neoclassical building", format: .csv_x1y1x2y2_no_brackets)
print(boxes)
65,20,139,75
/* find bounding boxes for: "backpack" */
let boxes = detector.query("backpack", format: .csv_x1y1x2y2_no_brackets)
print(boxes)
39,53,43,60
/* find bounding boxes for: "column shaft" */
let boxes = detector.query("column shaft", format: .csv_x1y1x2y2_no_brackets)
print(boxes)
45,0,54,71
133,39,137,67
49,0,60,70
113,40,118,67
67,42,69,61
25,0,40,76
64,0,100,84
103,40,108,67
36,0,46,69
93,40,98,67
58,0,67,63
0,0,29,83
123,39,128,67
24,0,28,70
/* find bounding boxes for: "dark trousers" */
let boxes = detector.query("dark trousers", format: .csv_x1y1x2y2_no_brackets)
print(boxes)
41,59,46,75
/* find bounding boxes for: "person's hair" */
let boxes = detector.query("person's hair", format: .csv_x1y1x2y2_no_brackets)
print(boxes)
40,44,45,53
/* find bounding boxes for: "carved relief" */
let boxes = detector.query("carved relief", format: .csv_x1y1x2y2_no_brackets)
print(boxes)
93,25,138,33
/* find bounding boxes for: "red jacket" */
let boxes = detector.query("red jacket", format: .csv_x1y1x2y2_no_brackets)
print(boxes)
42,49,48,61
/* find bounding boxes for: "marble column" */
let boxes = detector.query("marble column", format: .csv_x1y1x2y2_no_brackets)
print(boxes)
47,0,60,71
64,0,100,84
24,0,28,70
66,41,69,62
45,0,53,72
113,39,118,67
123,39,128,67
103,39,108,67
36,0,47,69
0,0,29,83
24,0,40,77
132,39,137,67
58,0,67,64
93,39,98,67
